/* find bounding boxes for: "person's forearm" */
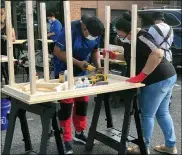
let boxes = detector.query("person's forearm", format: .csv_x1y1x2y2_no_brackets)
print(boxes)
12,28,16,42
142,49,164,75
49,32,55,36
12,36,16,42
54,46,80,66
91,49,101,69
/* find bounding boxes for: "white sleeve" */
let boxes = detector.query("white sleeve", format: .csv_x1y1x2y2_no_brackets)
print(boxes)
148,27,156,39
171,29,174,43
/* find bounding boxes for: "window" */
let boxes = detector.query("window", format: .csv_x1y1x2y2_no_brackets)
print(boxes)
173,31,182,48
45,1,64,24
111,9,127,22
164,13,180,26
12,1,38,39
21,15,26,24
81,8,96,16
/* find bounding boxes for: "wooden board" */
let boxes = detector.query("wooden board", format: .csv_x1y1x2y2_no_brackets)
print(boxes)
0,55,17,63
13,39,54,44
130,5,137,77
40,2,49,82
12,40,27,45
64,1,74,90
100,55,126,64
26,1,37,94
2,74,145,104
5,1,15,86
37,39,54,43
104,6,110,75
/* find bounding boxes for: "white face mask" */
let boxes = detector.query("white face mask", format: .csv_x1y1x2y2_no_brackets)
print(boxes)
119,37,131,44
86,35,97,40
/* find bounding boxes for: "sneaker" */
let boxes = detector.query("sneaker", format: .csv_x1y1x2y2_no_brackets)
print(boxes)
73,131,87,145
154,144,177,154
64,141,73,154
127,145,150,154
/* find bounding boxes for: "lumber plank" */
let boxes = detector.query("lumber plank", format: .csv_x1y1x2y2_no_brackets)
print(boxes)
130,4,137,77
26,1,36,94
104,6,111,75
5,1,15,85
40,2,49,82
63,1,74,90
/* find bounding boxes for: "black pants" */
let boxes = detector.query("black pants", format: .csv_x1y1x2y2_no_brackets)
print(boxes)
49,43,56,54
1,62,9,85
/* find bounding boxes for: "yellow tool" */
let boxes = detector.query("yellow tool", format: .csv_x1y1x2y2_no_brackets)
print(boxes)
84,62,96,72
84,62,108,85
88,74,107,85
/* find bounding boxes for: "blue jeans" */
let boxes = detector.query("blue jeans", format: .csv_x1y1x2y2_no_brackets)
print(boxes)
139,74,177,148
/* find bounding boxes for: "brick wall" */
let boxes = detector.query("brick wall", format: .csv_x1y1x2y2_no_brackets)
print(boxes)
153,0,180,7
70,1,81,21
70,1,153,22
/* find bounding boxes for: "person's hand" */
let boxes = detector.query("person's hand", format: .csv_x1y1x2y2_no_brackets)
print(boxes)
2,35,7,40
77,60,87,71
126,72,147,83
47,33,51,37
103,49,117,59
96,67,104,74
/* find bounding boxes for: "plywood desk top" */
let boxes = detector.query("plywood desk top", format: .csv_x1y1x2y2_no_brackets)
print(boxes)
12,39,54,45
13,40,27,45
2,74,145,104
0,55,17,63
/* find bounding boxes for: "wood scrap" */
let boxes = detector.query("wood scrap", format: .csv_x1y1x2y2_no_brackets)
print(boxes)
22,79,43,92
22,82,64,92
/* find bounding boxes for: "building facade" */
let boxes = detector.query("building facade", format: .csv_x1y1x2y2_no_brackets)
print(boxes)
70,1,154,22
1,0,180,39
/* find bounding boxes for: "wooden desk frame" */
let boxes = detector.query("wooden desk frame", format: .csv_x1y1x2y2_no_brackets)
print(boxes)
3,1,142,104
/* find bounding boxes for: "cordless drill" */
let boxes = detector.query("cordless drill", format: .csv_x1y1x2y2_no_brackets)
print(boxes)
84,62,96,72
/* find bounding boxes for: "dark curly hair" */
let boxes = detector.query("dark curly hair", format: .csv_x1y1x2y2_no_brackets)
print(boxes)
115,12,131,33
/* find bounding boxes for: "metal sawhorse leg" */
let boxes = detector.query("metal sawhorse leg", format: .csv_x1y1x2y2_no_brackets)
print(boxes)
2,98,65,155
86,88,148,155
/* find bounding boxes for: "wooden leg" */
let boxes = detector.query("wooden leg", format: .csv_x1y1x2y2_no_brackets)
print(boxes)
2,99,18,155
18,110,32,151
85,94,104,151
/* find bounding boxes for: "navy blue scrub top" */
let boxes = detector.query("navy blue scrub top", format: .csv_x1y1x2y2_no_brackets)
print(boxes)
54,20,100,77
50,19,62,41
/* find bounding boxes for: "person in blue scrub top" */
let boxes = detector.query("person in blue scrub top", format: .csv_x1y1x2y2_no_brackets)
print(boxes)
54,14,104,154
47,12,62,53
47,12,62,42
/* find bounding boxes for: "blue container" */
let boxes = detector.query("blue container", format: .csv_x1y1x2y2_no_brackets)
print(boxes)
1,99,11,131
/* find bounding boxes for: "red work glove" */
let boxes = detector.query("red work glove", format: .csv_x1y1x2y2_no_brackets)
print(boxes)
126,72,147,83
103,49,117,59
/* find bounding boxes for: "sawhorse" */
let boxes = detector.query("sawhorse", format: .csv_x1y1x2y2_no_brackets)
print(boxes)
86,88,148,155
2,98,65,155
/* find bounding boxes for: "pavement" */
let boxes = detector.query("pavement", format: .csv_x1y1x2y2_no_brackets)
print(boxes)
1,67,181,154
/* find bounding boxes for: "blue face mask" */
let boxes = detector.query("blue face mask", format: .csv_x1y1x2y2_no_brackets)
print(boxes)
48,19,52,24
